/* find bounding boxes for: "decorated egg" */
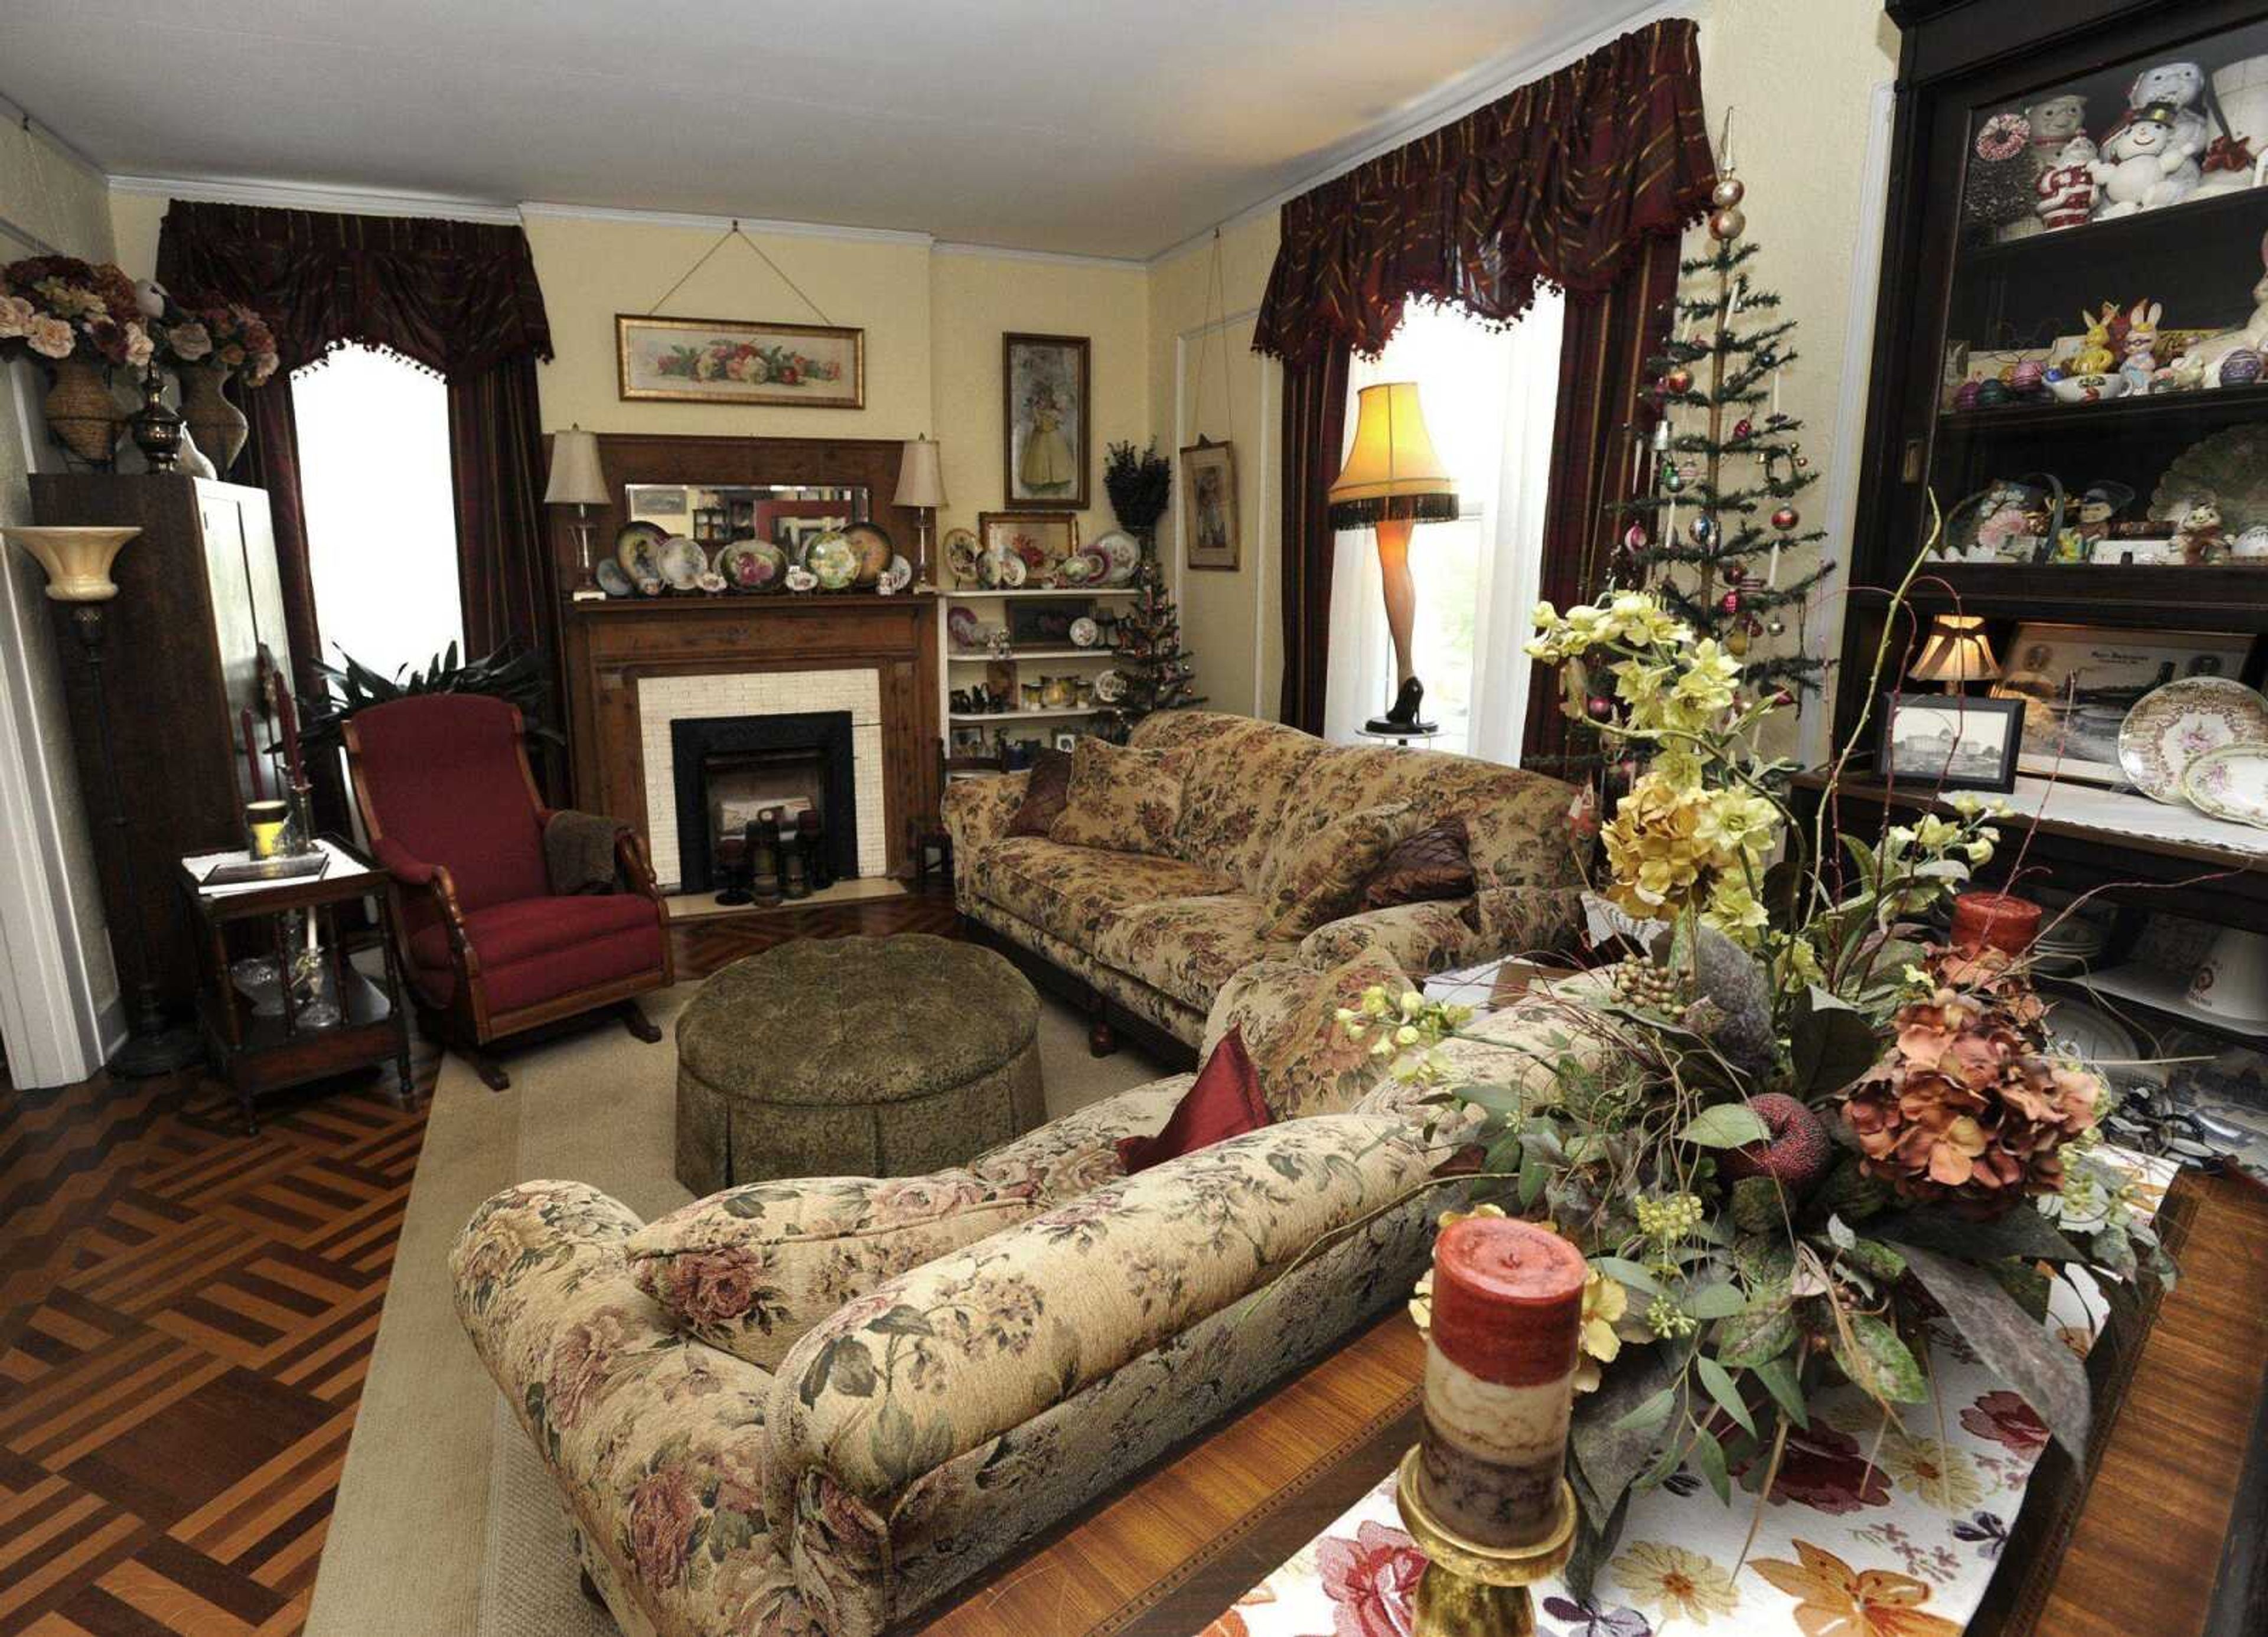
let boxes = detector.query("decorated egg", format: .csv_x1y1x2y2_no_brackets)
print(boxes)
1954,379,1983,412
2220,348,2264,388
1974,380,2015,409
2010,360,2047,395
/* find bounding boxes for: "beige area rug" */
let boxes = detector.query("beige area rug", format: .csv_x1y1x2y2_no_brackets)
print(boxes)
305,978,1168,1637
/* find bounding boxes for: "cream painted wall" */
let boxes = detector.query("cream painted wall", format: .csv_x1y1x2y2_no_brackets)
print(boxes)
1,126,126,1086
928,251,1151,550
1146,0,1900,745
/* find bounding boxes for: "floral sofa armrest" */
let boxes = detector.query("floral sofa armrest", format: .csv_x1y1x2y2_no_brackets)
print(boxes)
452,1182,797,1636
758,1113,1437,1632
940,771,1029,877
1295,884,1581,977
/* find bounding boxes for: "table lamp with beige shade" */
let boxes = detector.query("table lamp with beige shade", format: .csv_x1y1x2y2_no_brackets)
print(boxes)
5,524,203,1077
895,434,947,588
1329,382,1458,735
545,425,610,602
1911,614,2000,692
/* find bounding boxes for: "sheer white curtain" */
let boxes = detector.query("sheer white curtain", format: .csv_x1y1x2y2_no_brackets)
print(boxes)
1321,295,1565,764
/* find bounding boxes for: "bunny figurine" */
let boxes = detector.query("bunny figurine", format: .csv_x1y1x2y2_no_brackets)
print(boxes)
2093,99,2205,218
2121,300,2163,390
2185,231,2268,380
2070,304,2119,377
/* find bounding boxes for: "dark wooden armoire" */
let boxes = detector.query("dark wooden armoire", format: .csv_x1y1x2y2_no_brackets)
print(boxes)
29,474,292,1012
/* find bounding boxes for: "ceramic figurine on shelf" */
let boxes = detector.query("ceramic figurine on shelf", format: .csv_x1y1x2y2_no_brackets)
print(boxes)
2184,231,2268,383
2176,501,2230,565
2126,61,2213,154
2155,351,2208,394
2093,97,2205,219
2120,300,2163,391
2034,135,2099,230
2071,303,2120,376
1999,93,2088,240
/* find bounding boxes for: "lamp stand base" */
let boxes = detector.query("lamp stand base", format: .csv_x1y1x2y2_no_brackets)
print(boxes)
109,1022,204,1079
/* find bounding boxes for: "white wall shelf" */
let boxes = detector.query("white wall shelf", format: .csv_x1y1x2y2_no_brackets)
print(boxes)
946,646,1112,662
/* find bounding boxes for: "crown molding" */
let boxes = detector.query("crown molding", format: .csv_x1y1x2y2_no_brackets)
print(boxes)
108,171,522,223
1144,0,1693,268
932,239,1146,273
519,200,933,247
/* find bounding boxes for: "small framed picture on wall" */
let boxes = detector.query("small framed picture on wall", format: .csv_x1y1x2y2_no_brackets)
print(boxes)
1180,438,1239,571
1877,693,2025,793
1003,333,1090,510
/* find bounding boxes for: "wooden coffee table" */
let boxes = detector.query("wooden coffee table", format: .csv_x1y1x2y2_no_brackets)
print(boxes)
913,1166,2268,1637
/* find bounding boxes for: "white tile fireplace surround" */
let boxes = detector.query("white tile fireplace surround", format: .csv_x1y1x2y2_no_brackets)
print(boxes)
639,669,887,888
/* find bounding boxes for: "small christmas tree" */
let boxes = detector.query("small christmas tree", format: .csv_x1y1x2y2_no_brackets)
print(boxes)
1601,167,1833,723
1097,555,1204,740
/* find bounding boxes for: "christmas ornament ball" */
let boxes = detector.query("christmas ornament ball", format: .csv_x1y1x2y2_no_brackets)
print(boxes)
1768,617,1787,636
1585,694,1616,722
1622,521,1650,551
1772,504,1800,531
1733,418,1754,439
1712,176,1746,209
1690,516,1719,547
1709,206,1746,240
1662,467,1686,494
1772,687,1797,707
1718,589,1742,616
1726,628,1751,657
1663,365,1694,394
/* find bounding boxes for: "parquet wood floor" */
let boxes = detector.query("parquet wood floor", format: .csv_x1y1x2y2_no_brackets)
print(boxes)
0,891,956,1635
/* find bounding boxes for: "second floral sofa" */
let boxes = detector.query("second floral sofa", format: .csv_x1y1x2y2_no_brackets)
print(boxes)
943,709,1584,1054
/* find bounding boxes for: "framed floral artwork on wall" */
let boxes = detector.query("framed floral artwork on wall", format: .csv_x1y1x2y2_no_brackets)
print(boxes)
1003,332,1090,509
615,315,865,408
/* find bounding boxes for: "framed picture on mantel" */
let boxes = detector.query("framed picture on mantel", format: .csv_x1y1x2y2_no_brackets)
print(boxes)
615,315,865,409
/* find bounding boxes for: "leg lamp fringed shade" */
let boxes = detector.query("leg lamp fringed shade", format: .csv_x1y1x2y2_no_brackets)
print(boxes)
1328,382,1458,733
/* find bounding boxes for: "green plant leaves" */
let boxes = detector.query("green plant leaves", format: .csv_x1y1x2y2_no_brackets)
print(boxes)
1898,1243,2091,1457
1696,1355,1755,1437
1787,984,1884,1099
1679,1104,1771,1149
1875,1205,2083,1264
1713,1291,1797,1368
1829,1313,1927,1404
1752,1356,1810,1429
1570,1344,1683,1532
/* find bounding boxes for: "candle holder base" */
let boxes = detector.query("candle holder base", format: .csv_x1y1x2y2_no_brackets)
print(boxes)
1393,1451,1576,1637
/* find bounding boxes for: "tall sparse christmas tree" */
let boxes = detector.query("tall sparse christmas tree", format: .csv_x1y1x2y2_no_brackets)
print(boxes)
1097,556,1204,740
1601,162,1832,723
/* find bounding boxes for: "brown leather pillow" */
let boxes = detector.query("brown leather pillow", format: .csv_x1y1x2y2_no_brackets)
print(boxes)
1006,748,1074,837
1361,814,1475,910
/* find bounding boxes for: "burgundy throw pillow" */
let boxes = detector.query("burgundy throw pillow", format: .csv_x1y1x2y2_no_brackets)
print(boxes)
1116,1027,1272,1173
1362,814,1475,910
1006,748,1074,837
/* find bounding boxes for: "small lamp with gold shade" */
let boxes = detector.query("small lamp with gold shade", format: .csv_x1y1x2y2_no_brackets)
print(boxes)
1329,382,1458,734
1911,614,2000,692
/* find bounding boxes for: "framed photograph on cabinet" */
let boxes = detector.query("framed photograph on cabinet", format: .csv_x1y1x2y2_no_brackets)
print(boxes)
1180,439,1239,570
1003,332,1090,508
616,315,865,408
1878,693,2024,793
1991,622,2255,785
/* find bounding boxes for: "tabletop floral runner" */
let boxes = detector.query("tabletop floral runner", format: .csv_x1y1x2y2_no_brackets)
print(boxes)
1205,1153,2172,1637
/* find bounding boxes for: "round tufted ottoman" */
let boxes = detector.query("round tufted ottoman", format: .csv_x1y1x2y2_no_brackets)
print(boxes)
673,933,1045,1192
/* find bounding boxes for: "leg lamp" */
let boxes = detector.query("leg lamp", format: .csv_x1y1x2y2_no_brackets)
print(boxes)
5,526,203,1076
1329,382,1458,734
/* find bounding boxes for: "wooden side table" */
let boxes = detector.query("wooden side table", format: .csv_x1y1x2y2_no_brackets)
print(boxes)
177,836,416,1134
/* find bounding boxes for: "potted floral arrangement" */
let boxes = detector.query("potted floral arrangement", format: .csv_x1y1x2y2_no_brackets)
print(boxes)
0,256,154,467
153,297,281,475
1348,580,2171,1595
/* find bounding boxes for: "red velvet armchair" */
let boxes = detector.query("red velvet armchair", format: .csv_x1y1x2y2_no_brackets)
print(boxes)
343,694,672,1089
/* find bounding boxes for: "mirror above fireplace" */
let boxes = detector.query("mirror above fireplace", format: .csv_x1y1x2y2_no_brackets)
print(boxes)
625,482,871,550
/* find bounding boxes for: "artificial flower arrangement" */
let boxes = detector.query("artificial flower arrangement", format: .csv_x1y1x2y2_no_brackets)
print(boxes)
153,295,281,386
1342,583,2171,1594
0,256,152,371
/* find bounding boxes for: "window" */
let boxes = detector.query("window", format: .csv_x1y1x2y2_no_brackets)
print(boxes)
1324,295,1564,762
291,345,462,677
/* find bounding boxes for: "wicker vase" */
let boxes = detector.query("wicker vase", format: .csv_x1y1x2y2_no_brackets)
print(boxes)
41,357,124,469
180,363,248,475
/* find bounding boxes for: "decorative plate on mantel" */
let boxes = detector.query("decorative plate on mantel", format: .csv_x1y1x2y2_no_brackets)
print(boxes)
943,527,980,586
2182,741,2268,828
2117,677,2268,804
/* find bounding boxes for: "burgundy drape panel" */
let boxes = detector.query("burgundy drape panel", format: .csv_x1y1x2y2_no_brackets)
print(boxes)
448,355,562,796
1278,348,1351,733
1518,236,1682,774
238,380,320,689
1252,19,1715,365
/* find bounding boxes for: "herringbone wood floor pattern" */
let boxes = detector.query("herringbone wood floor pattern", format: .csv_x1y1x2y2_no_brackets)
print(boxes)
0,892,957,1634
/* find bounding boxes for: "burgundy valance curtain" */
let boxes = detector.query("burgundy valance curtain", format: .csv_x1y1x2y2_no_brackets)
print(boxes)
1253,18,1715,364
155,201,552,377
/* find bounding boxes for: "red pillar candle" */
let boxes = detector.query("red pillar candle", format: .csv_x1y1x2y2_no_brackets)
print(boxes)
1418,1217,1587,1547
1950,891,2042,956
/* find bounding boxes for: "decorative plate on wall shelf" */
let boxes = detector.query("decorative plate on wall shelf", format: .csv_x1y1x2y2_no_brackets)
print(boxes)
595,558,634,598
806,532,859,591
1092,529,1140,585
1093,668,1127,704
2182,741,2268,828
943,526,980,585
2117,677,2268,803
2152,425,2268,530
615,520,668,579
658,536,708,590
1069,616,1100,648
717,540,786,591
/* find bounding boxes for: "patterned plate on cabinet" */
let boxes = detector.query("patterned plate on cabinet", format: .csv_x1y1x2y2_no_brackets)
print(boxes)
2117,677,2268,803
2181,740,2268,827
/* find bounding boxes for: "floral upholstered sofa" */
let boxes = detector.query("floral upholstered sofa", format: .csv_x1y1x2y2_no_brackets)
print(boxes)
449,956,1585,1637
942,710,1583,1052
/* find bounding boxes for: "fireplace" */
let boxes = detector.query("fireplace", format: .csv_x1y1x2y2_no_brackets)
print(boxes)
670,711,859,892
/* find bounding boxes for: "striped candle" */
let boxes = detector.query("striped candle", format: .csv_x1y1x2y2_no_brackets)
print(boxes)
1417,1217,1586,1547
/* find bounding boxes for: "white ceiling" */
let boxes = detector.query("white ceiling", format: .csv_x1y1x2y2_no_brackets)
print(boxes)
6,1,1664,260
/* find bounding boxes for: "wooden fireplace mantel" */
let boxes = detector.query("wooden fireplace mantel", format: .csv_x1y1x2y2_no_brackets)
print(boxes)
551,432,941,878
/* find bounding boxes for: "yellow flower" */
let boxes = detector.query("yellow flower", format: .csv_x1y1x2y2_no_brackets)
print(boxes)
1572,1267,1628,1393
1705,875,1770,938
1609,1540,1740,1625
1873,1429,1985,1511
